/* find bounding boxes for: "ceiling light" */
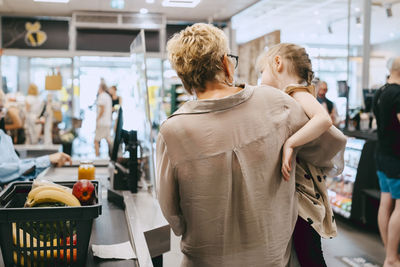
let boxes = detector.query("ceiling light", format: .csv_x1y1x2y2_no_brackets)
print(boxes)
390,32,395,38
354,7,360,12
140,8,149,14
34,0,69,2
146,0,155,3
313,10,319,15
110,0,125,9
162,0,201,8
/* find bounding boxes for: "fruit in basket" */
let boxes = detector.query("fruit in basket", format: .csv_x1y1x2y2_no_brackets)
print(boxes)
72,180,95,205
32,179,73,194
25,188,81,207
25,185,73,207
12,224,77,264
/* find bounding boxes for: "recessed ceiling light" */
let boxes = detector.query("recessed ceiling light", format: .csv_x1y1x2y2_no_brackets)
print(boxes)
34,0,69,2
390,32,395,38
146,0,155,3
162,0,201,8
110,0,124,9
354,7,360,12
140,8,149,14
313,10,319,15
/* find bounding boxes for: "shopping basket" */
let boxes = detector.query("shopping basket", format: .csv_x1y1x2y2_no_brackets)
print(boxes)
0,181,102,267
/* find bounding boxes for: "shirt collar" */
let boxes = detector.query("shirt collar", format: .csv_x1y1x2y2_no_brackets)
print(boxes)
170,84,254,117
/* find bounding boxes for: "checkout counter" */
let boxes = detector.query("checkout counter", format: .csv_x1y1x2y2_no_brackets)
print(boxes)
14,144,62,159
0,165,170,267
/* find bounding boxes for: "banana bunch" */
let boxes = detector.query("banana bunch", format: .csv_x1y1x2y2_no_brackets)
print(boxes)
25,185,81,207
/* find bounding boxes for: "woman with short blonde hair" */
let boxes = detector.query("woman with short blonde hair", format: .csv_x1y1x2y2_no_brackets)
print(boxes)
157,23,345,266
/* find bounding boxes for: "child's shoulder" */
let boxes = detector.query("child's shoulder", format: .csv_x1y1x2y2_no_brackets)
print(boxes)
285,84,315,97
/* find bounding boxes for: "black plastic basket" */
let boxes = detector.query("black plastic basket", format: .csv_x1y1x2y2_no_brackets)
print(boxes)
0,181,102,267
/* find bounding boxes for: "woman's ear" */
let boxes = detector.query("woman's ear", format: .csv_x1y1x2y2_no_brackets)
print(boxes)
275,55,283,73
222,54,234,82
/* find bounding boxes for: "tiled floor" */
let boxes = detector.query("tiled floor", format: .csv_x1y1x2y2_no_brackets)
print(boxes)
164,217,386,267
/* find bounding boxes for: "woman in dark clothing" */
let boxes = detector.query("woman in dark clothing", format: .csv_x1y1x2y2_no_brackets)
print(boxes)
109,85,122,111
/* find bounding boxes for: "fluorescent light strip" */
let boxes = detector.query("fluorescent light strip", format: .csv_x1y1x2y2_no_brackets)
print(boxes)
34,0,70,3
162,0,201,8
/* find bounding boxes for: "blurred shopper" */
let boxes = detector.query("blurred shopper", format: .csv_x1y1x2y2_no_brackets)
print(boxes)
25,83,44,144
109,85,122,112
0,89,71,185
4,94,25,144
257,44,345,267
94,83,112,157
157,23,346,266
317,81,339,127
373,57,400,267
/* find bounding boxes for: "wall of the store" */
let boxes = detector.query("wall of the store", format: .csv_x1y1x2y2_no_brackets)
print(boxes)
370,38,400,88
371,38,400,58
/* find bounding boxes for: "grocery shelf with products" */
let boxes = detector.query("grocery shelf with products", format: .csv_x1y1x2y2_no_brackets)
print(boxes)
327,138,365,219
326,131,380,228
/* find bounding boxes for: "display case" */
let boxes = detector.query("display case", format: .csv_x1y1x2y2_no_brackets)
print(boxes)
326,137,365,218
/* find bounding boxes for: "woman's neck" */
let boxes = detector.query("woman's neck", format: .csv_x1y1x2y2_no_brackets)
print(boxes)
196,81,242,100
388,73,400,85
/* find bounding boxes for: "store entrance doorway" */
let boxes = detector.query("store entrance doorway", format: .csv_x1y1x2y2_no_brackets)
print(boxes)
74,56,132,159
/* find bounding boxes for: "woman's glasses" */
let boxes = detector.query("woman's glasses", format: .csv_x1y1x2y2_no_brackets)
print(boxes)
227,54,239,69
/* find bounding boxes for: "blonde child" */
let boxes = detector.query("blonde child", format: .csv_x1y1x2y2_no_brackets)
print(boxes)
257,43,341,267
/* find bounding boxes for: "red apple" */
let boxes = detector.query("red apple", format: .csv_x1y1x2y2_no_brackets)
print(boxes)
72,180,95,205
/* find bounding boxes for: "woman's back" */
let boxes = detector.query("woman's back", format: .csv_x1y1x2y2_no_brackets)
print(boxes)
158,85,313,266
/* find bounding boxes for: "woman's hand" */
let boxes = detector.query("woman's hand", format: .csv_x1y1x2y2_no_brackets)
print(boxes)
49,152,72,167
281,141,294,181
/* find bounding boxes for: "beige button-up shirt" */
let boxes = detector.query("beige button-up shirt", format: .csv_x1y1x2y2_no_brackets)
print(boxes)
156,84,346,267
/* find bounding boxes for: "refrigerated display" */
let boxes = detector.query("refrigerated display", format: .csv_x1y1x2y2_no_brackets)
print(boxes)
327,137,366,218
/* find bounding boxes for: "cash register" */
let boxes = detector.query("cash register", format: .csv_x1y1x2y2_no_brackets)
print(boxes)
107,108,141,207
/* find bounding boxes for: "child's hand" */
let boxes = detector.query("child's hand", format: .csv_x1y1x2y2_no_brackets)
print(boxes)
281,141,293,181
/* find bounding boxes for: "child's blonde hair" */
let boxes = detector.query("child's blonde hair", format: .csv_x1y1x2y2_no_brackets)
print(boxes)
257,43,314,86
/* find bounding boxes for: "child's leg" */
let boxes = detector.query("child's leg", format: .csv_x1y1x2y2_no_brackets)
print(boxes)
293,216,327,267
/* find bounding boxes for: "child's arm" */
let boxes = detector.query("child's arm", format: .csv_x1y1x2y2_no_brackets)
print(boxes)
282,91,333,180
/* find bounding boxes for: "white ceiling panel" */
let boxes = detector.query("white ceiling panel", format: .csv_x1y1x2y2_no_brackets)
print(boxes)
0,0,259,21
232,0,400,45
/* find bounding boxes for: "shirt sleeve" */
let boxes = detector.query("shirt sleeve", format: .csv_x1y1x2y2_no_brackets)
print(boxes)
0,131,51,184
35,156,51,169
156,133,185,236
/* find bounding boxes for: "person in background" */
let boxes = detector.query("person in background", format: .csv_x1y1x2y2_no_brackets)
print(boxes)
109,85,122,112
373,56,400,267
317,81,339,127
0,89,71,186
25,83,44,144
4,94,25,144
157,23,346,266
94,83,112,157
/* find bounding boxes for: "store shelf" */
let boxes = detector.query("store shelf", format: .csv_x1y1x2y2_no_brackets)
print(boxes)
331,204,351,218
328,189,352,218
